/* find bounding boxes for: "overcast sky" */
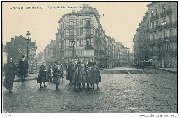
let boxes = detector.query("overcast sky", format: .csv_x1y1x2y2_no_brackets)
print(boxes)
2,2,149,54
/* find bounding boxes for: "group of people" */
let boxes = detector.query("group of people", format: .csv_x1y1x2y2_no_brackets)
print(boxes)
3,54,101,93
38,61,101,91
67,61,101,90
37,62,64,90
3,55,29,93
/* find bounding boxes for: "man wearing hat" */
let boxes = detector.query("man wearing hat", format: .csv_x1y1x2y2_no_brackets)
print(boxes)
18,55,29,83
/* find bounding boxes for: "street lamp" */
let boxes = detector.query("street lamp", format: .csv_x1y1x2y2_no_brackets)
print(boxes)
71,40,75,60
26,31,31,63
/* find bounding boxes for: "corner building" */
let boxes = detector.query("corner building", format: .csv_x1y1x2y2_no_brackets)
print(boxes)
56,4,106,64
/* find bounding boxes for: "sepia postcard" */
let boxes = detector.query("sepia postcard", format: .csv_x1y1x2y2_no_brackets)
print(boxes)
1,1,178,118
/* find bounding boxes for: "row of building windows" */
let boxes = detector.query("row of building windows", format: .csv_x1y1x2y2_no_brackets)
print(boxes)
64,38,94,48
63,28,95,37
65,18,91,26
150,42,177,51
150,2,172,17
149,27,176,40
150,16,172,28
65,49,94,57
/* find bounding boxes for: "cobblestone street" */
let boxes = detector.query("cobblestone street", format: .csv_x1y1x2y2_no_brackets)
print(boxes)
3,67,177,113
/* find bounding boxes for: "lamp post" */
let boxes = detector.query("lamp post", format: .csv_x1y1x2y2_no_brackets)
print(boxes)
26,31,31,63
72,40,75,61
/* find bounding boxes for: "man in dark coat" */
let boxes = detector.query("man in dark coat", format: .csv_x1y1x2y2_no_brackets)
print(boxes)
53,62,62,90
18,55,28,83
38,62,47,88
3,57,17,93
66,62,74,85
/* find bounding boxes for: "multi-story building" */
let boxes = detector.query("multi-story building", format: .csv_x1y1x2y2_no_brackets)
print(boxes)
133,12,149,66
5,35,37,72
147,2,177,68
36,51,45,69
42,4,130,68
105,35,114,68
134,2,177,68
44,40,58,67
105,35,130,68
56,4,107,66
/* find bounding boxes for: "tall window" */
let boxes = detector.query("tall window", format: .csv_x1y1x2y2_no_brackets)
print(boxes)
156,20,158,26
162,5,166,13
162,17,167,25
169,29,173,36
86,18,91,26
69,19,74,26
65,29,69,37
86,39,91,46
76,28,79,36
151,21,154,28
163,30,167,38
80,28,83,35
169,3,172,9
76,39,80,47
86,29,91,35
76,19,79,26
153,34,155,40
73,20,77,26
155,9,158,15
69,29,74,36
151,10,153,17
80,19,83,25
169,16,172,23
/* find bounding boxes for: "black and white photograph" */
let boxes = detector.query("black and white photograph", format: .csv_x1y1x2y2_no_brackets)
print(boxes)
1,1,178,116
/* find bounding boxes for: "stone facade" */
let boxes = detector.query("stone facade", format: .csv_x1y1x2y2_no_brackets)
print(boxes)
134,2,177,68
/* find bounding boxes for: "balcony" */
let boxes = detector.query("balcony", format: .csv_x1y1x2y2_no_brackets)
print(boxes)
160,9,172,17
150,21,177,32
67,35,75,40
85,34,93,38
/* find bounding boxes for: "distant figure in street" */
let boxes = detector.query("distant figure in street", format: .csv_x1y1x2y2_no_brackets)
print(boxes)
60,64,64,82
38,62,47,88
3,57,17,93
53,62,62,90
66,61,75,85
72,62,82,90
81,64,86,89
47,66,53,83
91,62,100,90
86,62,92,89
18,55,28,83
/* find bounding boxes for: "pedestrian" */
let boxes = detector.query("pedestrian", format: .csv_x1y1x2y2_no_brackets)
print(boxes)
38,62,47,88
66,61,74,85
72,62,82,90
81,63,86,89
53,62,61,90
60,64,64,82
3,57,17,93
18,55,28,83
47,66,53,83
86,62,92,89
91,62,100,90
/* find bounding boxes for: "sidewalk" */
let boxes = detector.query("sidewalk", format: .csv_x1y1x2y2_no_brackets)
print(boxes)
158,68,177,73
